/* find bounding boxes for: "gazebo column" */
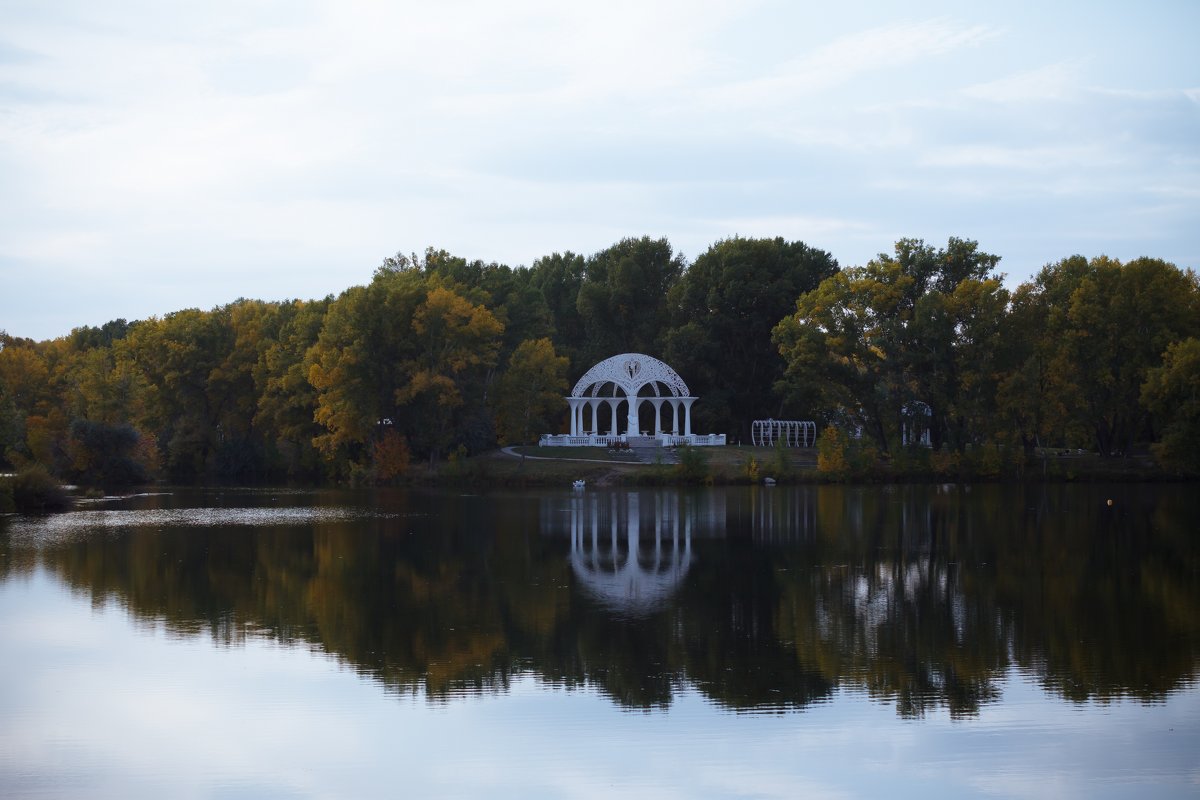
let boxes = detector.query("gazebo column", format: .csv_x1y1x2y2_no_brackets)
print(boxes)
682,397,695,436
670,399,680,435
587,398,602,435
649,398,666,435
566,397,582,436
608,398,619,437
626,391,639,435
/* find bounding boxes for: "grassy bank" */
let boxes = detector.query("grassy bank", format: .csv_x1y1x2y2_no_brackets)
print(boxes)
403,445,1193,488
3,447,1188,505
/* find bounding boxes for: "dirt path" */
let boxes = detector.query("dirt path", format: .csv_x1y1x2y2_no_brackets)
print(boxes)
498,446,654,466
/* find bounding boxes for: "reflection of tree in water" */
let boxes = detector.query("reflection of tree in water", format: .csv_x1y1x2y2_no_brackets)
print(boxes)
13,484,1199,715
747,486,1007,718
545,490,833,710
991,486,1200,703
750,484,1200,715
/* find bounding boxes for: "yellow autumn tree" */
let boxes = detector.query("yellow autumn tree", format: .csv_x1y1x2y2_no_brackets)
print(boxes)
396,284,504,461
307,270,426,466
492,338,568,445
816,425,848,479
373,427,411,483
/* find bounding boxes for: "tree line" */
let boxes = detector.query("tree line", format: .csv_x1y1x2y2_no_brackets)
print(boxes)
0,235,1197,485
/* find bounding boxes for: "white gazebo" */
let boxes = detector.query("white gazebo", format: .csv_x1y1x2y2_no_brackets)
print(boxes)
539,353,725,447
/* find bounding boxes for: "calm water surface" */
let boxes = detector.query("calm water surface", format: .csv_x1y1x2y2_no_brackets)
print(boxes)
1,484,1197,798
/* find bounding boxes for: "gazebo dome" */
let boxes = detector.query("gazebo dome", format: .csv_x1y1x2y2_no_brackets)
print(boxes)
571,353,690,399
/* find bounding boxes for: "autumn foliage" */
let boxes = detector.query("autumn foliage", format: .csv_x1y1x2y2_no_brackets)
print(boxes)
0,237,1197,483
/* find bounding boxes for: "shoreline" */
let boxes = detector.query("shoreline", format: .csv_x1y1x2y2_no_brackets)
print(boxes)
5,446,1193,511
402,445,1196,488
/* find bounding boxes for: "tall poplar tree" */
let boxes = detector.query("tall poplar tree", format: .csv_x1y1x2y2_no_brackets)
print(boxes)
665,236,837,440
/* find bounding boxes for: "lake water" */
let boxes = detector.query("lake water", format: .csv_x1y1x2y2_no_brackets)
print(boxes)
1,484,1197,798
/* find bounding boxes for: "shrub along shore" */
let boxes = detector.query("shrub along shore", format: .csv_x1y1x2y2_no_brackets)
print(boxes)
1,444,1185,513
384,443,1186,489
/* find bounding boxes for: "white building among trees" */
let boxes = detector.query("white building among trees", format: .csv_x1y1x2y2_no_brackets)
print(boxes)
539,353,725,446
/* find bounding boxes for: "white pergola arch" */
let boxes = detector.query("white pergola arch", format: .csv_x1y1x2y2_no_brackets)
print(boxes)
751,419,816,448
542,353,725,446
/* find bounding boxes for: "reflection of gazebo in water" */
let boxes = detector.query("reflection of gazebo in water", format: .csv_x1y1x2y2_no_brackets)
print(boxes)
545,491,725,615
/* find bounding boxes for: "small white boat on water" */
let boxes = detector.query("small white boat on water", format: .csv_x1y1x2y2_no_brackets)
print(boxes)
572,479,586,490
763,477,776,486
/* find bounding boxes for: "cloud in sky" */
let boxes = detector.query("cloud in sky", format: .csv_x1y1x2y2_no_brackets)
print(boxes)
1,0,1198,339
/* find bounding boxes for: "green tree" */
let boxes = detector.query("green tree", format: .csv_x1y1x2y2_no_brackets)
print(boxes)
1141,337,1200,472
396,283,505,461
774,270,882,440
493,338,569,445
576,237,684,364
993,256,1102,452
0,335,51,466
0,337,51,418
421,250,552,357
308,270,426,469
665,236,837,440
64,419,148,488
119,308,238,480
210,299,287,480
674,444,710,483
528,251,587,373
1060,257,1199,455
929,271,1010,448
254,298,331,479
774,238,1004,453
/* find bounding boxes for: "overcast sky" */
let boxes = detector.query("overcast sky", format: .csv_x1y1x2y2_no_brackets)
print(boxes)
2,0,1197,341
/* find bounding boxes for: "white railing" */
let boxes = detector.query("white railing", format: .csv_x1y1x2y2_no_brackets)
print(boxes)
539,433,726,447
539,434,627,447
694,434,726,446
658,434,726,447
